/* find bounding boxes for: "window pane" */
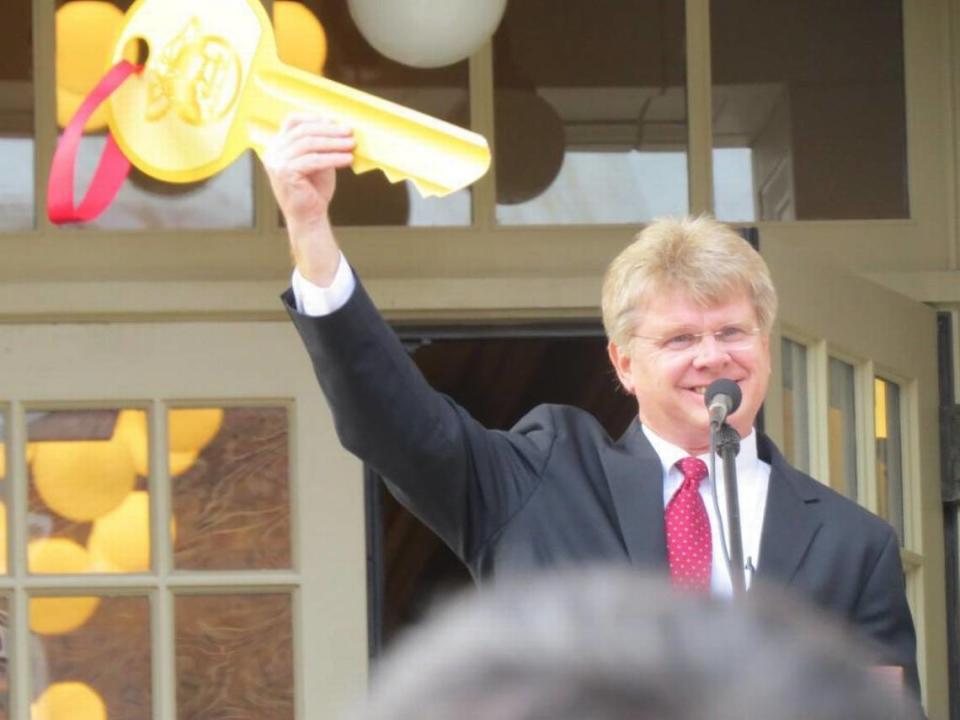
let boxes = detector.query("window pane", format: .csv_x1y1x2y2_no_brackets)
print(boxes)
176,594,293,720
172,407,291,570
0,0,34,230
0,409,7,575
711,1,908,221
828,358,859,499
875,378,904,543
494,0,687,225
300,1,471,227
30,595,150,720
27,409,151,575
0,596,8,720
781,339,810,472
54,0,254,230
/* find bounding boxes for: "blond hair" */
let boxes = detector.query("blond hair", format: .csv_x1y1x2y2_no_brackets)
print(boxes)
601,216,778,348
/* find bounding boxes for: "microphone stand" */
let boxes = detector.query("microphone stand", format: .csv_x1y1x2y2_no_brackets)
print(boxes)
713,422,745,597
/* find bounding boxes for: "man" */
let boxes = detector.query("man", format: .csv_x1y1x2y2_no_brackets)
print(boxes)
345,569,920,720
265,116,919,696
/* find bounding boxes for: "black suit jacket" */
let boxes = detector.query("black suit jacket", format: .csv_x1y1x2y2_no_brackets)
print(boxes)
284,279,919,696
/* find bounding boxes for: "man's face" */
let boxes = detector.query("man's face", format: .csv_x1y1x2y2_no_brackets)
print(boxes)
608,287,771,454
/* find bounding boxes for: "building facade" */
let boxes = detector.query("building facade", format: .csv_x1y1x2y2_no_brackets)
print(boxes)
0,1,957,718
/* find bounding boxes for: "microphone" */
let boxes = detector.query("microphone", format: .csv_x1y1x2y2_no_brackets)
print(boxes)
705,379,742,428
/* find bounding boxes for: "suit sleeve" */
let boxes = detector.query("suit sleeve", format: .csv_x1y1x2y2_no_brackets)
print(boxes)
282,280,551,564
852,529,921,699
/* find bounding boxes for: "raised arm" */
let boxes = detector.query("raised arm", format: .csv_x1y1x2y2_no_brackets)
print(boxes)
263,114,355,287
264,117,550,565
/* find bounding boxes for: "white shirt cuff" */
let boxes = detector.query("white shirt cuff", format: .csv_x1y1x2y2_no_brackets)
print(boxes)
290,253,356,316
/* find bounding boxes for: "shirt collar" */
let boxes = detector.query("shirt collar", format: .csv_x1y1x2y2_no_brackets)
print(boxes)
641,424,760,480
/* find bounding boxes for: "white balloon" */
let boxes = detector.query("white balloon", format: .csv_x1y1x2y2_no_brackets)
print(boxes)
348,0,508,68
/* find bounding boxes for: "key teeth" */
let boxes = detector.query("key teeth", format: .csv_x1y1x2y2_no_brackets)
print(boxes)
350,161,446,198
381,168,404,184
410,180,443,198
352,158,376,174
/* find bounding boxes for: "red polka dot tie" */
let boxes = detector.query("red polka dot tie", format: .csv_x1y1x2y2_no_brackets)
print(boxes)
666,457,711,592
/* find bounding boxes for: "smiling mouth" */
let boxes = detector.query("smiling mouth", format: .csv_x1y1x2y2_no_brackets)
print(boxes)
687,382,741,397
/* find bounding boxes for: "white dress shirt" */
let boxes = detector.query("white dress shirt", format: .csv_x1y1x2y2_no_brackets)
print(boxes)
292,255,773,596
643,425,771,596
290,253,356,315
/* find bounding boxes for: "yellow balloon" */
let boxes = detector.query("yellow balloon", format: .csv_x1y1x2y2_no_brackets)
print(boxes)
168,408,224,454
29,536,93,574
168,448,200,477
55,1,130,131
32,681,106,720
112,409,148,475
31,439,137,522
113,409,199,477
28,539,101,635
87,490,179,573
88,491,150,572
30,595,100,636
275,1,328,74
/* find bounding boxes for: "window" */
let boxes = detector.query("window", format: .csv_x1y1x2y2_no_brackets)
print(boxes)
780,338,810,472
0,0,35,230
710,0,908,221
16,403,294,719
828,357,859,499
875,377,905,543
493,0,688,224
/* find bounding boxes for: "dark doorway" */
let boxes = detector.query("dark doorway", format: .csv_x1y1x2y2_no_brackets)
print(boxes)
365,330,637,655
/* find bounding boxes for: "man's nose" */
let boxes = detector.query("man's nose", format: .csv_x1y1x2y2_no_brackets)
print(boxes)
691,334,729,367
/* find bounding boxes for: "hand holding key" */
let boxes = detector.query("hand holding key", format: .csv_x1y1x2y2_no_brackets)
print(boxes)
264,116,353,226
263,116,355,286
107,0,490,196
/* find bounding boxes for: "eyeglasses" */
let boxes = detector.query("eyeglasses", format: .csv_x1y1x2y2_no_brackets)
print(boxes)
632,325,761,354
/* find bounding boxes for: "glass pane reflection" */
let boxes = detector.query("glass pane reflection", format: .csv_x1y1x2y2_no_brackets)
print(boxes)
875,378,904,543
173,407,291,570
30,595,150,720
27,408,152,575
67,145,256,231
176,594,293,720
0,409,7,575
711,1,908,221
494,0,687,225
0,597,8,720
828,358,859,500
781,339,810,473
0,0,35,230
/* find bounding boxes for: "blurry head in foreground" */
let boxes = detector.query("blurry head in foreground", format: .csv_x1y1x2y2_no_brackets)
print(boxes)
349,569,918,720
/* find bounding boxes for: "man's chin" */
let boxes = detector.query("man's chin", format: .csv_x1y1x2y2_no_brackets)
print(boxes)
674,419,712,455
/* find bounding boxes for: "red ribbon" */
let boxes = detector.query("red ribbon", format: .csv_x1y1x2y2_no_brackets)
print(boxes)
47,60,142,225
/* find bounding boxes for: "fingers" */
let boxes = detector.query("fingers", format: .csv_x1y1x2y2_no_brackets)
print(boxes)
285,132,356,160
287,152,355,176
280,114,354,140
262,114,356,239
265,115,355,176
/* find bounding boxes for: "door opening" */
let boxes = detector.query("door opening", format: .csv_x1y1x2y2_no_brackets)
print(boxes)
366,330,636,655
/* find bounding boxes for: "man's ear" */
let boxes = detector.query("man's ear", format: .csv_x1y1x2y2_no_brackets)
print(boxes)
607,340,634,394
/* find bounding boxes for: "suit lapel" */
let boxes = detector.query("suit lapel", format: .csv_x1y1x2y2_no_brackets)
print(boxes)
755,435,822,585
602,426,821,583
602,420,668,571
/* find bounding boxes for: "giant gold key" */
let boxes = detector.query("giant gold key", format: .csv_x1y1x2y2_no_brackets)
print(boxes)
107,0,491,197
